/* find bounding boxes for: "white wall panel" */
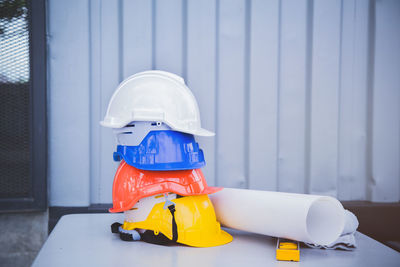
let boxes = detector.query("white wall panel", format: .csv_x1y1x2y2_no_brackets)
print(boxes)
186,0,217,186
96,0,122,204
216,0,247,188
278,0,308,193
122,0,153,79
89,0,102,204
337,0,369,200
48,0,400,205
309,0,342,197
369,0,400,202
48,0,91,206
248,0,279,190
154,0,184,76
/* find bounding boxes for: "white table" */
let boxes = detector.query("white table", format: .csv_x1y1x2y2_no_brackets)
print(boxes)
32,214,400,267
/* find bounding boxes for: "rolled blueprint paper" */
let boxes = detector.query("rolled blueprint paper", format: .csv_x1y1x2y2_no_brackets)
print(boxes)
209,188,345,246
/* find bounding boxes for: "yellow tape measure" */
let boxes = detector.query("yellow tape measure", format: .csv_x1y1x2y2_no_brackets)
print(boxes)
276,238,300,262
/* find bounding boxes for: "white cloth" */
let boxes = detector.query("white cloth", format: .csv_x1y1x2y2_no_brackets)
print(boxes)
305,209,359,250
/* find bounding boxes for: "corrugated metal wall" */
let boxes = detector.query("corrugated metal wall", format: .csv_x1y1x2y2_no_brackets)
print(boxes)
47,0,400,206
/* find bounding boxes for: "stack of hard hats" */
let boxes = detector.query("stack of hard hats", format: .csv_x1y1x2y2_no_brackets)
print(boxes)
100,70,233,247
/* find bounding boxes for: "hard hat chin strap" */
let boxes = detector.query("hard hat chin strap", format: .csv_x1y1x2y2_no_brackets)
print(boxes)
111,202,179,245
140,203,178,244
140,230,171,245
167,204,178,242
163,193,178,242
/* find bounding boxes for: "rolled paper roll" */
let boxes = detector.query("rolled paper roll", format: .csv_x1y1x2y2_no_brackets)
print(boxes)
209,188,345,246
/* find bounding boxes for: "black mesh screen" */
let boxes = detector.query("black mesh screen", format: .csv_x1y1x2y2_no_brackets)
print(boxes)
0,0,31,198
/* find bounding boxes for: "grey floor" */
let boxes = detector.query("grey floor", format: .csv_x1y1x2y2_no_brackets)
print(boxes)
0,211,48,267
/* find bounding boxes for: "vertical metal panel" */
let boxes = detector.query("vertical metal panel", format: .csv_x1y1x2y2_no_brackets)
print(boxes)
337,0,369,200
216,0,247,188
122,0,153,78
277,0,308,193
89,0,102,204
309,0,342,197
154,0,184,75
186,0,217,185
97,0,121,203
48,0,91,206
369,0,400,202
248,0,279,190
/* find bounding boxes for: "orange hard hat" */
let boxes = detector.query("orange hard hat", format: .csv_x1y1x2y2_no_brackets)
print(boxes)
110,160,222,212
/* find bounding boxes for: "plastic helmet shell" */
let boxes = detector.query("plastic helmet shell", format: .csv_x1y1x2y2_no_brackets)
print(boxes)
113,130,206,171
100,70,214,136
110,160,222,213
124,193,177,223
122,195,233,247
113,121,171,147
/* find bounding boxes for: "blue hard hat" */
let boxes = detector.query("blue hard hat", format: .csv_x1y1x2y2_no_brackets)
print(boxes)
113,130,206,171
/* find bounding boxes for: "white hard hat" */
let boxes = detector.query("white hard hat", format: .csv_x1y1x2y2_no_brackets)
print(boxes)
124,193,177,223
113,121,170,146
100,70,214,136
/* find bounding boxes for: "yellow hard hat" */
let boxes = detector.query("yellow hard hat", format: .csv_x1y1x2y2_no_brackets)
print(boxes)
122,195,233,247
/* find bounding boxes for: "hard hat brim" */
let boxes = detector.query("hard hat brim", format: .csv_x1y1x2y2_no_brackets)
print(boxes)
113,130,207,170
187,229,233,248
189,127,215,137
168,126,215,137
110,162,223,213
101,118,215,137
109,186,223,213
